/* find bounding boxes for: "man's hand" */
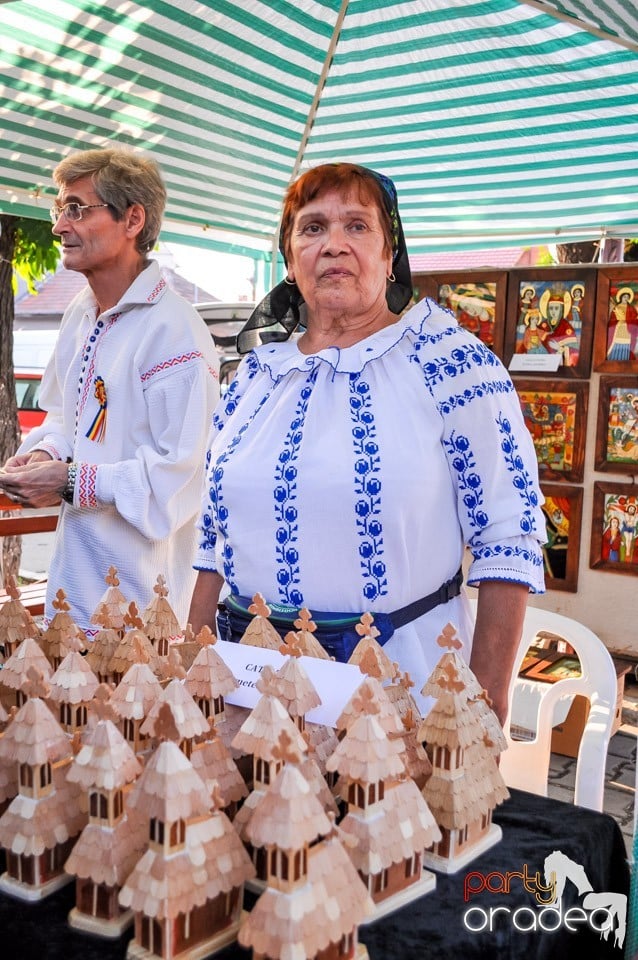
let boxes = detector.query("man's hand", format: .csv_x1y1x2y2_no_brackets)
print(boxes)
3,450,54,470
0,458,67,508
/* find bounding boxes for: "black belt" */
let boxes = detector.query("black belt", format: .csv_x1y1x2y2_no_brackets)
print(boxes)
389,566,464,629
217,566,463,663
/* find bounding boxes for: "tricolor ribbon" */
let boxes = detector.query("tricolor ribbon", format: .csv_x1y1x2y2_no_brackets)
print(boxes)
85,375,107,442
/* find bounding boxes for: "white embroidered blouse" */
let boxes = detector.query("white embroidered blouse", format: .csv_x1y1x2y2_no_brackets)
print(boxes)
195,298,545,707
20,260,220,631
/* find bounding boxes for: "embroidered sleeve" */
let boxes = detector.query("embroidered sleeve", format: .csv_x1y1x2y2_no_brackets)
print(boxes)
415,325,546,591
193,446,219,572
76,462,99,509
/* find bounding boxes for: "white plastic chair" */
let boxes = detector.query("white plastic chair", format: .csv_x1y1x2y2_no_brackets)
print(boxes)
468,600,617,812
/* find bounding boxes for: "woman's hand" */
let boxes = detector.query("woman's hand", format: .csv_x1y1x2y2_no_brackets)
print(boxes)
188,570,224,636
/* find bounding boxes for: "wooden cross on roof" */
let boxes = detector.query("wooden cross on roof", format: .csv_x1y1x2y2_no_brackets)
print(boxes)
399,670,415,691
271,728,300,765
153,574,168,598
132,633,151,664
194,624,216,647
248,593,271,618
90,682,119,723
440,660,465,694
24,665,51,700
280,633,302,657
161,647,186,681
154,701,181,744
436,622,463,651
294,608,317,633
256,664,280,696
355,612,380,640
52,588,70,612
357,644,384,679
124,601,144,630
105,566,120,587
92,603,110,629
351,682,380,716
402,707,416,732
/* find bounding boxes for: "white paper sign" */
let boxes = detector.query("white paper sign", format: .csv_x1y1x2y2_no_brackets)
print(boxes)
215,639,365,727
508,353,562,373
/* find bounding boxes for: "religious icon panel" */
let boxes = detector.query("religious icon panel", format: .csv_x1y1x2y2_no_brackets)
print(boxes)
505,268,595,379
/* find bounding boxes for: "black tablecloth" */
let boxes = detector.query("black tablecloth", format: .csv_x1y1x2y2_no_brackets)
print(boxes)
1,789,630,960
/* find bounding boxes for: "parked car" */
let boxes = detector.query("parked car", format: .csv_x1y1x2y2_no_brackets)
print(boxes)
13,329,58,439
194,300,304,393
194,301,255,392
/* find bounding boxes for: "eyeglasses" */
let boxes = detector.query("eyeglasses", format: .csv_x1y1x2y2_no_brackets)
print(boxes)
50,202,110,223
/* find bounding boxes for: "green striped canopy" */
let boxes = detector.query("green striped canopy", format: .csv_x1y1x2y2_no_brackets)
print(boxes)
1,0,637,261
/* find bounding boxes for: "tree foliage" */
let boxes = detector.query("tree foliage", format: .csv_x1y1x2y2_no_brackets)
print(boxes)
12,217,60,292
0,215,59,581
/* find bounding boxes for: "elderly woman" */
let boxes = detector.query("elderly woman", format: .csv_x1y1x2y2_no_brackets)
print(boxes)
189,163,545,723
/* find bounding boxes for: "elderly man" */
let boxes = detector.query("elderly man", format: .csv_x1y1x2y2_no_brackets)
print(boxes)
0,148,219,630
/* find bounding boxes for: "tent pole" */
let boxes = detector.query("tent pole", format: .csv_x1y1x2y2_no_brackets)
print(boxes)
271,0,351,287
518,1,638,53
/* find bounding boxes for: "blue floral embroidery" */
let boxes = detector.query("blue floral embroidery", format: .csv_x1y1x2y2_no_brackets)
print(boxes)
412,336,495,383
471,543,544,568
444,431,489,531
198,446,217,555
273,370,317,605
212,353,258,432
208,387,271,591
410,335,514,413
496,413,539,534
349,373,388,602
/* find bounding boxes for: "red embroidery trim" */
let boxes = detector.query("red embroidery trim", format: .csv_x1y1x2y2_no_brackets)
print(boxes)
77,462,98,508
140,351,204,383
146,278,167,302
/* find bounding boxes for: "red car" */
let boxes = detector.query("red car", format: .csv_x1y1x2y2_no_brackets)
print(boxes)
13,329,58,440
15,368,45,440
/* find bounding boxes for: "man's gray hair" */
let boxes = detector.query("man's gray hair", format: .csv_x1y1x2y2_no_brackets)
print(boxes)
53,147,167,255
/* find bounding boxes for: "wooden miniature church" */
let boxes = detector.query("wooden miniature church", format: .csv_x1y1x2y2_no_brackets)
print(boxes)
420,624,509,874
0,636,52,708
0,574,41,658
119,702,255,959
231,680,308,868
238,594,284,650
0,668,86,901
110,653,164,755
89,565,129,638
141,574,182,657
239,729,374,960
47,649,100,735
182,626,239,725
65,687,146,937
39,588,86,669
326,683,440,919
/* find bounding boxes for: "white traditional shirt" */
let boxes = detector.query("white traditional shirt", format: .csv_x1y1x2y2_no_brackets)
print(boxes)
195,298,545,709
20,260,220,631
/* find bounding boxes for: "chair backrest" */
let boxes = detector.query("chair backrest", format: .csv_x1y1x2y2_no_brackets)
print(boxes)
468,599,617,811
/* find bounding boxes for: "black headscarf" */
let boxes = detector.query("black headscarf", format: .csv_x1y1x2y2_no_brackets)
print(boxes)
236,165,413,355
